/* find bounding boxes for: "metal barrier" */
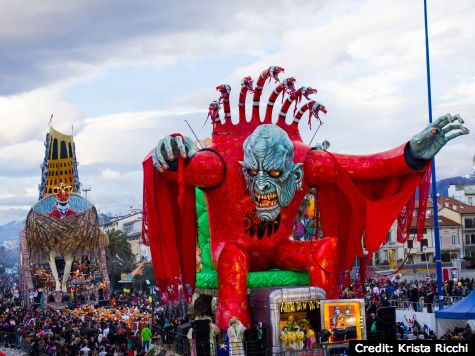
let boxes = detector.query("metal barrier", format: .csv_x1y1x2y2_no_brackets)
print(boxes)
389,295,467,313
389,300,435,312
442,295,464,305
0,330,28,352
155,325,324,355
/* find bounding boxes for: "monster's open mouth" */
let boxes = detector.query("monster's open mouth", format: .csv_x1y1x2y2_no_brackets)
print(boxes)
255,192,278,209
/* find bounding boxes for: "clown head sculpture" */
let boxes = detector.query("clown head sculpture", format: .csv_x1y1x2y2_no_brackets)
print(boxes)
51,183,75,218
240,125,303,222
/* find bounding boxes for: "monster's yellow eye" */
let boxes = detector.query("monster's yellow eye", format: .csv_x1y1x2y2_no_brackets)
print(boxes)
247,169,258,176
269,170,281,177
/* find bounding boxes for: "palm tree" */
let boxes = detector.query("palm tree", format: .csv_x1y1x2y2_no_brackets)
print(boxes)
105,229,134,287
106,229,133,262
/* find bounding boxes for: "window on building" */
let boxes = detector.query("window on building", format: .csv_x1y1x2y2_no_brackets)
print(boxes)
420,239,428,252
465,217,475,229
124,224,132,234
60,141,68,159
407,240,413,249
469,197,473,205
452,233,457,246
387,231,392,243
465,233,475,245
52,139,58,160
410,227,427,235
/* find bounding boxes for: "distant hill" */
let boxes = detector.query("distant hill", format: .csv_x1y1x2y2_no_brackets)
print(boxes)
0,175,473,243
0,221,23,243
436,176,475,196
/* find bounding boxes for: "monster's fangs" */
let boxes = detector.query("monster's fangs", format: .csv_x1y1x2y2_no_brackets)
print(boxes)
255,192,278,208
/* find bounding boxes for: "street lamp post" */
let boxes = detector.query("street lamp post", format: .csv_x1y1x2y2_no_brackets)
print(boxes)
81,184,92,199
423,246,429,276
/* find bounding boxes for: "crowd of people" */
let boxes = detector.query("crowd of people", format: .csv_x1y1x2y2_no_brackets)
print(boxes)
1,274,157,356
340,276,475,340
1,272,475,356
340,276,474,309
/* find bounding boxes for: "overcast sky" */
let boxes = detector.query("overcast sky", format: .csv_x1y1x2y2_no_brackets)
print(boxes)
0,0,473,224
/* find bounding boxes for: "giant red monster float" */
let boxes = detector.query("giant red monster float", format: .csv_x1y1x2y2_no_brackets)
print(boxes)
142,66,468,329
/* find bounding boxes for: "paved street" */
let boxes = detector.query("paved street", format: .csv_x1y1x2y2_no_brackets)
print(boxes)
0,347,27,356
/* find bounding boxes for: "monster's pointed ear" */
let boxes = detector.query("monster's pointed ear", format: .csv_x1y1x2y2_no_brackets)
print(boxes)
292,163,304,190
238,161,246,168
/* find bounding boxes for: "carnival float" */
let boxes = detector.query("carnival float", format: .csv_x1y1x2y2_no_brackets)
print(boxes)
20,127,110,307
141,67,468,353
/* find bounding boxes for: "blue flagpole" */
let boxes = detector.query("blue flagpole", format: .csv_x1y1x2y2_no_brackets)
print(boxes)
423,0,444,310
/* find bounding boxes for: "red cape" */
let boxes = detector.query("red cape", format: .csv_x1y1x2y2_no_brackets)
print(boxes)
318,153,431,278
142,154,196,304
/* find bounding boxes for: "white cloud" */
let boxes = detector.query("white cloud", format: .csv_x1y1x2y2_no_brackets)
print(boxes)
0,84,82,146
99,168,121,182
0,0,473,224
74,110,206,169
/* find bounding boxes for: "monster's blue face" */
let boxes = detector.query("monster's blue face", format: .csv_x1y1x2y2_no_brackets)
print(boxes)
240,125,304,221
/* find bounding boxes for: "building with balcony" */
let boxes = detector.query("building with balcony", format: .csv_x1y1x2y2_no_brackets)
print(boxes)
448,183,475,206
100,208,151,261
371,194,475,267
373,222,405,265
101,208,142,232
403,216,460,264
463,214,475,258
437,196,475,258
123,219,151,262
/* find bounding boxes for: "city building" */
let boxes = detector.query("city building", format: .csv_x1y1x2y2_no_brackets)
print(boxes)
373,198,464,265
437,196,475,258
373,221,404,265
100,208,151,261
101,208,142,232
403,215,461,264
123,218,151,262
447,154,475,205
448,183,475,206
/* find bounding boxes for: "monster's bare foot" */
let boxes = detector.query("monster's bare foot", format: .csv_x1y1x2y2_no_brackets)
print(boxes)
308,236,338,299
217,300,251,330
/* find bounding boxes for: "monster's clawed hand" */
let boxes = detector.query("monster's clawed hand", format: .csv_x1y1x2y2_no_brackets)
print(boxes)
152,135,196,172
314,140,330,151
409,113,469,161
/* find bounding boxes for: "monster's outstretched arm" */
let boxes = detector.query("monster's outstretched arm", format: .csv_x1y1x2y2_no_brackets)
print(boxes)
305,113,469,185
152,134,225,188
305,143,416,185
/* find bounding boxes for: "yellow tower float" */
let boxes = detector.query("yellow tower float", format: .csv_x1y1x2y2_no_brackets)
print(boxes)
20,127,110,307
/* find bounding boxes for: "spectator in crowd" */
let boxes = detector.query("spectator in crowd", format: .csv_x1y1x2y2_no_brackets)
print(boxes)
1,272,474,355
